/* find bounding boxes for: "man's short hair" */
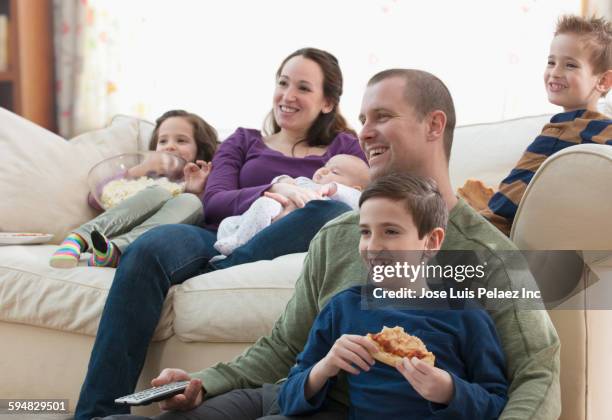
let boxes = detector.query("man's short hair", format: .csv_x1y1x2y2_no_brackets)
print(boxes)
367,69,456,160
359,172,448,239
555,15,612,74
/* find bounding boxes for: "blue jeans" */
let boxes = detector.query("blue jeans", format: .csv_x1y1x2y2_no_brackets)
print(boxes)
75,200,351,420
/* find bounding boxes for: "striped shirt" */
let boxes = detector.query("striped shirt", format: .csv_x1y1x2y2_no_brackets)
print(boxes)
482,109,612,235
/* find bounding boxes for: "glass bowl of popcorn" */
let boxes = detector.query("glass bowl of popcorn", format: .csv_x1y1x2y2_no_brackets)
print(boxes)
88,151,187,210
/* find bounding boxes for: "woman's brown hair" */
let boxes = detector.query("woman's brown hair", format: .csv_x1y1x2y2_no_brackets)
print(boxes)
149,110,220,161
264,48,356,151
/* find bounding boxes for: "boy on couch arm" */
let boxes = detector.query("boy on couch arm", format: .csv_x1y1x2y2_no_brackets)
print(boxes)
464,15,612,235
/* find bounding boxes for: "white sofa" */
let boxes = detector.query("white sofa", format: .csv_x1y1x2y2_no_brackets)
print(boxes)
1,107,610,419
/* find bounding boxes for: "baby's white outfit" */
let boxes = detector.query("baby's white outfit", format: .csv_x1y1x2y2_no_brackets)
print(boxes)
213,176,361,256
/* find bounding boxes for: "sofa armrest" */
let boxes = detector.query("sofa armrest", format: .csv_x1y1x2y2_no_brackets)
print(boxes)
511,144,612,250
510,143,612,420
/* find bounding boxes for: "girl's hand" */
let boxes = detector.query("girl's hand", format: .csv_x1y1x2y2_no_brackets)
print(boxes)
267,182,323,208
127,153,181,178
314,334,378,379
184,161,212,195
396,357,454,405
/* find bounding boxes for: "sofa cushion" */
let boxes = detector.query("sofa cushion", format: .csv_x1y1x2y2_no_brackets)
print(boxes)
0,245,174,341
0,109,141,243
451,114,552,188
0,244,306,343
111,114,155,151
173,253,306,342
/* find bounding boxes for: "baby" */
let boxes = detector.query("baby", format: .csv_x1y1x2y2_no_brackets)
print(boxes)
214,154,369,256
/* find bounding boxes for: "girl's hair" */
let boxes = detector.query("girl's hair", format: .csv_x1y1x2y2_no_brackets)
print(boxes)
263,47,356,151
149,110,220,161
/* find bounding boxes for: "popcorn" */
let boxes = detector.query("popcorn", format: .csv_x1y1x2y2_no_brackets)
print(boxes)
100,177,185,209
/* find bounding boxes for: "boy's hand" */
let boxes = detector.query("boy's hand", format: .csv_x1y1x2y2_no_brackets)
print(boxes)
305,334,379,400
184,161,212,195
396,357,454,405
316,334,378,378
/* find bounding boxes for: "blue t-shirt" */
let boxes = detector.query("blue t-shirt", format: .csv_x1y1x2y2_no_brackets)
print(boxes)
278,286,508,419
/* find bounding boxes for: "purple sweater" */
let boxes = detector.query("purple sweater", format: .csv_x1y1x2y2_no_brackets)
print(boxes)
203,128,366,229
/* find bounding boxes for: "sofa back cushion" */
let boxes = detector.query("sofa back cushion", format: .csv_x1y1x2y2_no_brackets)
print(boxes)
0,109,146,242
451,114,552,188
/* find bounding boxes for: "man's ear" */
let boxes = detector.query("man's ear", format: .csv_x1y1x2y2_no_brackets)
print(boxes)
596,70,612,95
426,110,447,143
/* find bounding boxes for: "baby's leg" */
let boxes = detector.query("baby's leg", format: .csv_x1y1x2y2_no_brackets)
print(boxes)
214,197,282,256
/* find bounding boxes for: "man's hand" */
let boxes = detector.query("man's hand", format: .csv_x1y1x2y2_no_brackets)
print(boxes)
396,357,454,405
184,160,212,195
152,368,204,412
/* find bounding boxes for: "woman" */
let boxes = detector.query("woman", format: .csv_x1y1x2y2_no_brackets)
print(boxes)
75,48,366,420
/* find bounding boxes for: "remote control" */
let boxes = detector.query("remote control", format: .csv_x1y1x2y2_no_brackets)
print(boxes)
114,380,190,406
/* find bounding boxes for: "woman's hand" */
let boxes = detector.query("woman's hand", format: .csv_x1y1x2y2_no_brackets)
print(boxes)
267,182,324,208
184,161,212,195
264,192,298,222
396,357,454,405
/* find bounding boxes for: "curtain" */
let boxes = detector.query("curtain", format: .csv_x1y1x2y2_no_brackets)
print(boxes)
53,0,122,137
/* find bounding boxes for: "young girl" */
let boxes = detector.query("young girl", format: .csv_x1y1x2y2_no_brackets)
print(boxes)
50,110,219,269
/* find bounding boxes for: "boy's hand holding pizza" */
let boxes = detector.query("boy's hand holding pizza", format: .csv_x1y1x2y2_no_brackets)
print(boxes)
396,356,454,405
367,325,453,405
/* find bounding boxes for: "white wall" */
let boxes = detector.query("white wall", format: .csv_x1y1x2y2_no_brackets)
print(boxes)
109,0,581,138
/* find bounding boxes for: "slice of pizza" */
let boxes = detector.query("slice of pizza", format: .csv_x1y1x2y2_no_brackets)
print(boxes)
366,326,435,367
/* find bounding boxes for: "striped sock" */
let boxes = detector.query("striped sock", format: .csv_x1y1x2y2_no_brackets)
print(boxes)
88,230,120,268
50,233,86,268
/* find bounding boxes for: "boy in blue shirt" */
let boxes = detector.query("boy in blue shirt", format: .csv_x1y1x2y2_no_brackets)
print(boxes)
278,172,508,419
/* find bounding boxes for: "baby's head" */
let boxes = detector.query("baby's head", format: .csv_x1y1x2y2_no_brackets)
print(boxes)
545,15,612,111
149,110,220,163
312,154,370,190
358,173,447,264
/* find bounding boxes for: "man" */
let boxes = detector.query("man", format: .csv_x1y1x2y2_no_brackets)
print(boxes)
105,69,560,419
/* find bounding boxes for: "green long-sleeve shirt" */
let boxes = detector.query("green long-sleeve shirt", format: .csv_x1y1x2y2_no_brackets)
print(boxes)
192,198,561,419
